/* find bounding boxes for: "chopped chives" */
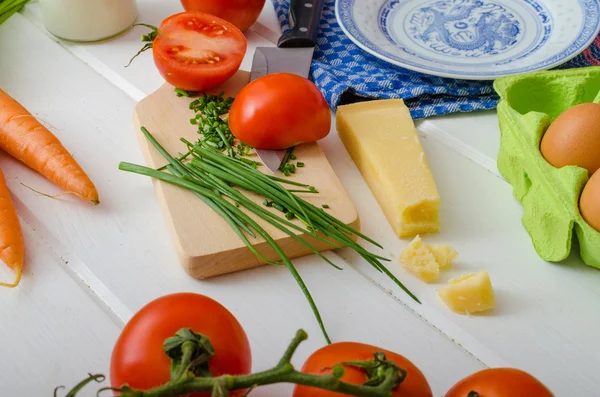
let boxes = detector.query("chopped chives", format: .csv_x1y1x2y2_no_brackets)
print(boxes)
174,88,198,97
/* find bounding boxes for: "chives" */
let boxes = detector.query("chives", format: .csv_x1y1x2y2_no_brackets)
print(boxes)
120,127,420,343
0,0,29,25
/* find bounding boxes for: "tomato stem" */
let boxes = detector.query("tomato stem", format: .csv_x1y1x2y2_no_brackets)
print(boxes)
125,23,159,67
57,374,105,397
164,328,215,379
60,330,405,397
341,352,407,387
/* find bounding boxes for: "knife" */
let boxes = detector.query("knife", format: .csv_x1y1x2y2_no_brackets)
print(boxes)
250,0,326,173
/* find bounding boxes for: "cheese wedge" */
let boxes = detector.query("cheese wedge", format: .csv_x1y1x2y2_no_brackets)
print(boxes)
438,271,495,314
336,99,440,238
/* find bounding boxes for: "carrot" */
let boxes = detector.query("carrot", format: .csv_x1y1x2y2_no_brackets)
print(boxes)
0,169,24,288
0,89,99,204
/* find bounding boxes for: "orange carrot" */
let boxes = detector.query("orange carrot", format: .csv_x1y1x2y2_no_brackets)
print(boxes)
0,169,24,288
0,89,99,204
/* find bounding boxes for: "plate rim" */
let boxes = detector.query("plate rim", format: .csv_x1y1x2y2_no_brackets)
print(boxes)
335,0,600,80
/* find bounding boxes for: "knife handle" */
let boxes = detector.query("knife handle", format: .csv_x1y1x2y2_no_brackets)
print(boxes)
277,0,326,48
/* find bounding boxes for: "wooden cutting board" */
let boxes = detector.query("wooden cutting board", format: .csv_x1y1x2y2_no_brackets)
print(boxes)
133,70,359,279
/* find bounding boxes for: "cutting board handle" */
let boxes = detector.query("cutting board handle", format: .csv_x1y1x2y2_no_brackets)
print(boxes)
277,0,326,48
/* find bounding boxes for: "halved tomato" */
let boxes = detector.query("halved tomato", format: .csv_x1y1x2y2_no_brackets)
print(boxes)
153,12,247,91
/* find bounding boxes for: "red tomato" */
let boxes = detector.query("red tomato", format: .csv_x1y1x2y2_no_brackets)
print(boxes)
152,12,247,91
445,368,554,397
181,0,266,31
110,293,251,396
293,342,433,397
229,73,331,150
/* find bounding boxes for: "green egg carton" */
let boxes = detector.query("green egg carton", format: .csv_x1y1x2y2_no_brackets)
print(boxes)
494,67,600,268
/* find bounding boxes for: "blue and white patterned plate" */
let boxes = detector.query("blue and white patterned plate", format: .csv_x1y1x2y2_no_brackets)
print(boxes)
336,0,600,80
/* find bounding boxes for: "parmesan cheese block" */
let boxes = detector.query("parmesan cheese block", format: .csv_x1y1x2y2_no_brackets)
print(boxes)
438,271,495,314
336,99,440,238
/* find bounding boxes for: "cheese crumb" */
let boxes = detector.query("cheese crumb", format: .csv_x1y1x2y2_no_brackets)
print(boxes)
426,244,458,269
399,236,458,282
399,236,439,282
438,271,495,314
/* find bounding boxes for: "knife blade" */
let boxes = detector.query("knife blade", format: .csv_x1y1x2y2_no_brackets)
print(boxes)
250,0,326,173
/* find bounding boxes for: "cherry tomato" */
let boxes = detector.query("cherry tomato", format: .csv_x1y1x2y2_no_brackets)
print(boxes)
181,0,266,31
110,293,251,396
229,73,331,150
444,368,554,397
152,12,247,91
293,342,433,397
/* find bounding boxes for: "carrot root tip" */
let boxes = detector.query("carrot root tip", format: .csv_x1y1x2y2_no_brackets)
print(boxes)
21,183,99,205
0,266,22,288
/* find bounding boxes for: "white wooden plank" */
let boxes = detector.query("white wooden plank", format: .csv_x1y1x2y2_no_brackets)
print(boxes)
320,118,600,396
0,195,120,394
0,12,485,396
424,111,502,168
417,118,502,180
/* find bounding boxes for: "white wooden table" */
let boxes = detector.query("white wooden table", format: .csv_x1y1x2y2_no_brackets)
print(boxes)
0,1,598,395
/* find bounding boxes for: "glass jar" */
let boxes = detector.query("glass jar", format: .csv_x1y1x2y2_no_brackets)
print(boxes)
39,0,138,42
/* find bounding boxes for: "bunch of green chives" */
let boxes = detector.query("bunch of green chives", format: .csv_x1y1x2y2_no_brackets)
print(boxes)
119,127,419,343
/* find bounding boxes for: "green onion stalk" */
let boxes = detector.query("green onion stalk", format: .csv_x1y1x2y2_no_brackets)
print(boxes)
119,127,419,344
0,0,30,25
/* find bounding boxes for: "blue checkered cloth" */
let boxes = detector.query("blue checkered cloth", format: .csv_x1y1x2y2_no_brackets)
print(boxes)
272,0,600,119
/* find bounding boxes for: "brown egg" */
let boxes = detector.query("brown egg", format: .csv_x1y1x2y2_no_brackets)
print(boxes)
581,171,600,232
540,103,600,176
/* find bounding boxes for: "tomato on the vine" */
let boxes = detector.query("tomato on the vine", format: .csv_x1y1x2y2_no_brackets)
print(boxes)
293,342,433,397
110,293,251,396
152,12,247,91
444,368,554,397
180,0,266,31
229,73,331,150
